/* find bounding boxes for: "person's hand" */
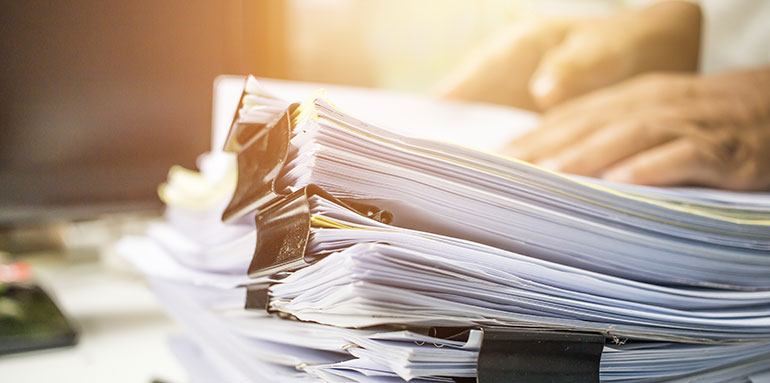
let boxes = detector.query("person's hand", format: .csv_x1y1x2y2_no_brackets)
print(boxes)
501,68,770,191
435,1,701,111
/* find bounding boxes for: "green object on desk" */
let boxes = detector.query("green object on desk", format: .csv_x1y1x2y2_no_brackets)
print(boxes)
0,284,78,355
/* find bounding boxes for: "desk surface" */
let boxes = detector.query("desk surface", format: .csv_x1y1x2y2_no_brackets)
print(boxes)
0,252,186,383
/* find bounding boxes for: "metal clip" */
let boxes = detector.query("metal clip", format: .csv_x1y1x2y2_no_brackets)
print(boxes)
248,185,391,279
221,103,299,222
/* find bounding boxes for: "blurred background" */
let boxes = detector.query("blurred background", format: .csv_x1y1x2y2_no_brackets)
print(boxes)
241,0,617,91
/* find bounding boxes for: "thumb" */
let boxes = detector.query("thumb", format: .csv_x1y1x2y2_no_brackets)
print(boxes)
529,42,578,109
530,28,632,110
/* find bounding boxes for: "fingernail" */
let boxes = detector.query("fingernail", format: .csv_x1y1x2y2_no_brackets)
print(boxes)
603,168,633,183
537,158,562,171
531,74,557,100
502,147,521,159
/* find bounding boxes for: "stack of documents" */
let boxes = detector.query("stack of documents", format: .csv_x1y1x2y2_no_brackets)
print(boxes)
120,76,770,382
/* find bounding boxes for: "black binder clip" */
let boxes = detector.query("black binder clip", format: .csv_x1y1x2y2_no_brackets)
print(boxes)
247,184,391,279
221,101,299,223
476,328,603,383
244,282,271,311
433,327,604,383
221,85,287,153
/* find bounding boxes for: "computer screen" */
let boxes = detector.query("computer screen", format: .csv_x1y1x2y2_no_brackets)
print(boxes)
0,1,237,224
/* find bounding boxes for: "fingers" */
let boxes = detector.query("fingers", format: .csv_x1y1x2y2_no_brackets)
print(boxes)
501,115,601,162
537,120,676,176
529,1,701,110
539,73,695,129
434,19,572,110
503,94,638,163
506,74,702,164
602,138,724,187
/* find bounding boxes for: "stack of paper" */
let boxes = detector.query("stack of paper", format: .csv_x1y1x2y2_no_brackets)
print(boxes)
268,193,770,341
119,77,770,382
120,184,770,382
234,91,769,289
